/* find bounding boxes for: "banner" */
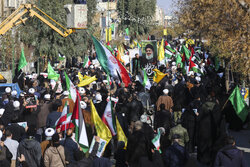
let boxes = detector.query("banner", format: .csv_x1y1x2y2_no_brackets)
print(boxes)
89,136,107,157
141,40,158,77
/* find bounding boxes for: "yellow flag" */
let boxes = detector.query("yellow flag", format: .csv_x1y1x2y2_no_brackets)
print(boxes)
118,45,124,58
0,74,5,80
158,39,165,61
163,29,167,36
106,28,112,42
116,117,127,148
83,75,90,79
90,100,112,144
78,75,97,87
153,69,167,83
78,72,84,82
109,28,112,41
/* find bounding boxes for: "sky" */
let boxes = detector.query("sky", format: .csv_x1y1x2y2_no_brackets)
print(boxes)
157,0,174,15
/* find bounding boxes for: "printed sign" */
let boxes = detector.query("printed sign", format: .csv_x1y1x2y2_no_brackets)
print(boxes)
141,40,158,77
89,136,107,158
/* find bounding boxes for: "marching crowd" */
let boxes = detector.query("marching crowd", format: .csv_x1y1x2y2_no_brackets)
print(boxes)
0,39,248,167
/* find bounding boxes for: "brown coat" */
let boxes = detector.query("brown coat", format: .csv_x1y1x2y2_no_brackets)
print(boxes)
156,95,174,112
37,102,52,128
82,109,93,126
58,98,75,113
40,140,50,157
44,145,65,167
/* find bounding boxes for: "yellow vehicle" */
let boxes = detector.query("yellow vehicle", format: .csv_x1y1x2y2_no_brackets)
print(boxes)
0,4,78,37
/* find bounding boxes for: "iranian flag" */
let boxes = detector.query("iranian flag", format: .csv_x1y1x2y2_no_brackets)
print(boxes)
64,72,77,102
55,102,74,131
83,56,91,68
92,36,131,87
71,91,89,152
189,56,203,74
102,101,117,136
152,128,161,152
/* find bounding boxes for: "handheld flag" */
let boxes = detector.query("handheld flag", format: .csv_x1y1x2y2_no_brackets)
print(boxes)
102,101,117,136
90,100,112,144
83,56,91,68
78,72,84,82
158,39,165,61
48,62,60,81
140,69,151,90
64,72,77,102
153,69,167,83
78,75,97,87
152,128,164,153
229,86,249,122
125,28,129,36
55,102,74,131
18,48,27,71
58,53,65,61
71,91,89,152
116,116,127,148
92,36,131,87
163,29,167,36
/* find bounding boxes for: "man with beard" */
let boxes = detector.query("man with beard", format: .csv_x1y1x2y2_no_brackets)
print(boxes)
142,44,157,77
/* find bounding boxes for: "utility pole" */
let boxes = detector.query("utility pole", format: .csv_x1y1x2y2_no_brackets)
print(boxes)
107,0,110,42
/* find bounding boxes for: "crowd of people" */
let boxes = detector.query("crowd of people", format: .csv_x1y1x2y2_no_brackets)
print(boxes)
0,38,248,167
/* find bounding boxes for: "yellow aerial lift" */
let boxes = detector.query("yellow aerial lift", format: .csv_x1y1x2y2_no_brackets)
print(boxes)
0,4,84,37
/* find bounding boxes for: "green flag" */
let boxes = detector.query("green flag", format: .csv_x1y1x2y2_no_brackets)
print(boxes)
125,28,129,36
47,62,59,81
229,86,249,122
176,53,183,68
110,23,115,31
18,48,27,71
181,45,191,60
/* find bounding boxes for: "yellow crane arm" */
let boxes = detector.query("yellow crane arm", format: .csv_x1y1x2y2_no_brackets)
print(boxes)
0,4,74,37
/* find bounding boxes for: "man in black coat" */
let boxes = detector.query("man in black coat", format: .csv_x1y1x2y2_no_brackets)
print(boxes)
132,53,142,76
182,94,202,153
196,95,220,166
214,136,247,167
164,134,189,167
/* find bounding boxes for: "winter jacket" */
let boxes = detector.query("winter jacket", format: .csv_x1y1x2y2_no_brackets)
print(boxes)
46,111,61,128
156,95,174,112
60,137,79,163
164,142,189,167
16,137,42,167
44,145,66,167
214,145,247,167
37,101,52,128
92,157,112,167
169,124,189,147
138,150,164,167
67,142,99,167
0,145,12,163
